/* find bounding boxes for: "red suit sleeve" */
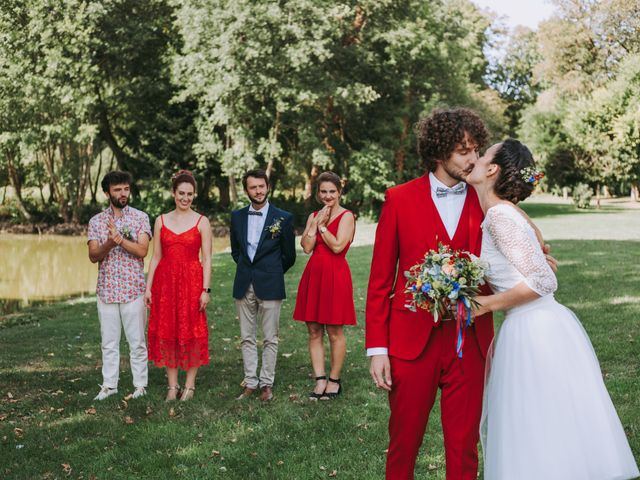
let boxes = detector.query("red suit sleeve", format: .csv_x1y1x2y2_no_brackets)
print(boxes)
365,188,399,349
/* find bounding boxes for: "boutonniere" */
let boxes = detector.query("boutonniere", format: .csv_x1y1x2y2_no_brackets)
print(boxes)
119,225,133,241
266,217,285,239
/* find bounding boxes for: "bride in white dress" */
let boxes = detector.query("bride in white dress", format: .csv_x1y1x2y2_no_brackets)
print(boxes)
466,139,639,480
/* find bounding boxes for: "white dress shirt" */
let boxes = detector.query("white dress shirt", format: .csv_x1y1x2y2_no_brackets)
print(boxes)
366,174,467,357
428,172,467,240
247,201,269,262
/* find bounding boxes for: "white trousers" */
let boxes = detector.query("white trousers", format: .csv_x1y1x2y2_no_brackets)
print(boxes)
96,296,148,388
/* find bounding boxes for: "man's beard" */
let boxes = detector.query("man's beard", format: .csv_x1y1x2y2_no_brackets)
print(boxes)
109,195,128,209
442,161,468,183
248,193,267,206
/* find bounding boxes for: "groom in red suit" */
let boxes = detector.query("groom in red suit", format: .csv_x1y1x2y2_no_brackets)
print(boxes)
366,108,493,479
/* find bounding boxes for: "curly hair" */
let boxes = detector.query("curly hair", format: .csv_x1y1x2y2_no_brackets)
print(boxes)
415,107,489,171
491,139,536,203
171,169,196,192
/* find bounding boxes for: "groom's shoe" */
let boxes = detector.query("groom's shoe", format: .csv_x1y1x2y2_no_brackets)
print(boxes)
94,385,118,401
236,387,257,400
259,386,273,402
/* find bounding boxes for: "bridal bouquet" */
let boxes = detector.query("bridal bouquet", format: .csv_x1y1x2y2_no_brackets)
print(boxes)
404,243,488,357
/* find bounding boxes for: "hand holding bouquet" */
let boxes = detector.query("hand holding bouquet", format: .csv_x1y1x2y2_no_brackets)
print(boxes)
404,243,488,357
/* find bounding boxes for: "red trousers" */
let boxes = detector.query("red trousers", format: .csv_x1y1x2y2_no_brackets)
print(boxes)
386,321,485,480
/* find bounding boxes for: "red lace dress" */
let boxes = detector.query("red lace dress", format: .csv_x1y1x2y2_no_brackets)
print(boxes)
293,210,357,325
148,215,209,369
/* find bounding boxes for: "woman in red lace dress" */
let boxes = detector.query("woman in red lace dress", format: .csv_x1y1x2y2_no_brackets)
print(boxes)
145,170,212,401
294,171,356,400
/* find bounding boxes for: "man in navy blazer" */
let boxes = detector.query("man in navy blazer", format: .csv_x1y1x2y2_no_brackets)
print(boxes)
230,169,296,401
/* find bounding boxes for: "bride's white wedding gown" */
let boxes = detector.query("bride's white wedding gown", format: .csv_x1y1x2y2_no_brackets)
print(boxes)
480,204,639,480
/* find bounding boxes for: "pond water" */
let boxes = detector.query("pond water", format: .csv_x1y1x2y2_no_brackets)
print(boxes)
0,233,230,314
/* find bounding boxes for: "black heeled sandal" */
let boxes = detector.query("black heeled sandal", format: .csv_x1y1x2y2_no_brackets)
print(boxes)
320,377,341,400
309,375,327,400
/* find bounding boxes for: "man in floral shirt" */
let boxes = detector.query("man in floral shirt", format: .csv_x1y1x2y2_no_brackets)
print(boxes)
88,171,152,401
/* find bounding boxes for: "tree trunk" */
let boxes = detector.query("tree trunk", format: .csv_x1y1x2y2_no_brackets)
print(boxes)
90,148,103,204
72,144,92,224
6,152,31,221
394,89,413,178
602,185,610,198
303,165,319,207
595,183,601,209
265,112,280,179
216,175,230,208
631,182,639,202
229,174,238,205
43,143,70,222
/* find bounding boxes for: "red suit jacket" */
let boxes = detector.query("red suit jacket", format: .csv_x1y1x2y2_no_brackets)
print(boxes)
366,175,493,360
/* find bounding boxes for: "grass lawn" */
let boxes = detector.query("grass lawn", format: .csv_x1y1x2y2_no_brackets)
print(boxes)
519,201,624,218
1,241,639,479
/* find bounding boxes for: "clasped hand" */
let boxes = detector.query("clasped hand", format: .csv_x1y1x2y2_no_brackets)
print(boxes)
107,220,124,246
313,206,331,227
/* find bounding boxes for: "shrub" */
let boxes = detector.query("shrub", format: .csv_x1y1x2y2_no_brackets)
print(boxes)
572,183,593,209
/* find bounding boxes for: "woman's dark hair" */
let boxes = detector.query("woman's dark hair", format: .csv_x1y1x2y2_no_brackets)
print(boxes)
315,171,343,203
242,168,269,191
491,139,536,203
101,171,132,193
415,107,489,171
316,171,342,192
171,169,196,192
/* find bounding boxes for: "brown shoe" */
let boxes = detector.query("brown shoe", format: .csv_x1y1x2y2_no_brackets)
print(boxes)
235,387,257,400
259,386,273,402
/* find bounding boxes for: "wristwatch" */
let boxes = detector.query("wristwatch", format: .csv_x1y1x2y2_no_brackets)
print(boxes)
202,288,211,293
319,226,327,234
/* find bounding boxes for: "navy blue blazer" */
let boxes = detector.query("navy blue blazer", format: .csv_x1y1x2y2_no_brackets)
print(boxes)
230,204,296,300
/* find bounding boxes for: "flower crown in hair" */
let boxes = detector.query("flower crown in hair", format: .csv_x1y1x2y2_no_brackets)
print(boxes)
520,166,544,186
171,170,194,181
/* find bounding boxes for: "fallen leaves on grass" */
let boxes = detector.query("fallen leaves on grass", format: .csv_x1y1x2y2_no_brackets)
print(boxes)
329,470,338,477
124,416,134,425
14,427,24,437
168,408,176,417
61,463,72,475
85,408,97,415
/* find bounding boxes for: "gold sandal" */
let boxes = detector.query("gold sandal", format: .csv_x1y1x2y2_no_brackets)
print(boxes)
180,387,195,402
166,385,181,402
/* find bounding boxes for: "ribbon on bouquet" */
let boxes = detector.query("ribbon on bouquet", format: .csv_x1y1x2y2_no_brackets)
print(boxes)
455,296,473,358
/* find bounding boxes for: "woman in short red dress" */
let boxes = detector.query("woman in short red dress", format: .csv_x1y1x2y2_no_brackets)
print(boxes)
294,171,356,400
145,170,212,401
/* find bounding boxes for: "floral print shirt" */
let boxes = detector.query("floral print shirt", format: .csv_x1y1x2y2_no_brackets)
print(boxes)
88,205,152,304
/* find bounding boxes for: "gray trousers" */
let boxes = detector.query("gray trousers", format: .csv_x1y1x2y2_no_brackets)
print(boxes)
235,284,282,389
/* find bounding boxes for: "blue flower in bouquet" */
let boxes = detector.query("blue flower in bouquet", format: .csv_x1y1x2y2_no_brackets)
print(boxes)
452,281,460,291
428,265,441,276
421,283,432,294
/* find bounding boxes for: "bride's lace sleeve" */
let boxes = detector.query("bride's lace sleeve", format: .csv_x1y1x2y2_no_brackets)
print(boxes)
485,206,558,296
